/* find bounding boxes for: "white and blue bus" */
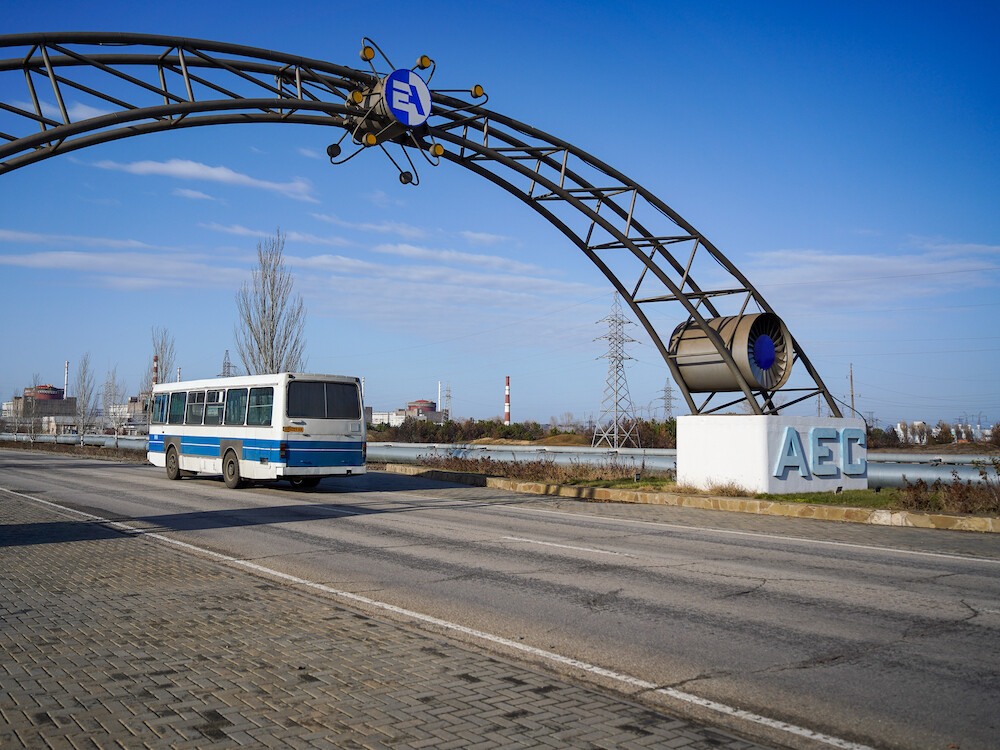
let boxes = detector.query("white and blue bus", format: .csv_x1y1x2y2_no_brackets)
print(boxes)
148,372,366,489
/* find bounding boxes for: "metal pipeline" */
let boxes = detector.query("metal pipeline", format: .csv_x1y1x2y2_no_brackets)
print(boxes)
868,452,997,466
365,442,678,473
868,462,989,489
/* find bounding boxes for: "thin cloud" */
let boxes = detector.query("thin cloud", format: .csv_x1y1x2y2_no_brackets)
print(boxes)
0,250,245,289
0,228,159,250
201,222,353,247
312,213,427,240
10,99,111,121
91,158,318,203
370,242,546,274
293,253,599,298
173,188,217,201
745,247,999,311
909,237,1000,257
365,189,404,208
298,148,322,159
460,230,510,245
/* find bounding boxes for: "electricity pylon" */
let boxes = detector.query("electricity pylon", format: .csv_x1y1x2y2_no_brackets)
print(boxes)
592,293,641,448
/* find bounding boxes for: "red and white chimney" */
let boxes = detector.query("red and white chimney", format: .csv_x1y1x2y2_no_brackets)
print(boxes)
504,376,510,425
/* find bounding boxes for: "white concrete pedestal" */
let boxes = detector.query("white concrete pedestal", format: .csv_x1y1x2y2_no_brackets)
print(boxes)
677,415,868,494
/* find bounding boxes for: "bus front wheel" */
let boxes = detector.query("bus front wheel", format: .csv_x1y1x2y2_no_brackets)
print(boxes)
165,447,180,481
290,477,321,490
223,451,243,489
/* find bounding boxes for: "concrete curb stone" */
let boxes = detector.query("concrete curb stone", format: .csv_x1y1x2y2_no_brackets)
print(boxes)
383,464,1000,534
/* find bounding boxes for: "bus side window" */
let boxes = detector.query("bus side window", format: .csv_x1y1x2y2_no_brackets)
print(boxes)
168,392,186,425
185,391,206,424
247,387,273,426
152,394,169,424
224,388,248,425
204,390,224,426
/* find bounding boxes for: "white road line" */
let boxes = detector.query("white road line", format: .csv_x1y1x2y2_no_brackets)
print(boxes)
475,501,1000,566
376,489,1000,565
502,535,636,557
2,486,873,750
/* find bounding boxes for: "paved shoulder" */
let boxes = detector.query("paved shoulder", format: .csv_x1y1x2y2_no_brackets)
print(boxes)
0,495,768,749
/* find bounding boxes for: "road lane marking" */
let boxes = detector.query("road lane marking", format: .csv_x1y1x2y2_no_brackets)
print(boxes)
3,486,873,750
481,503,1000,566
364,488,1000,565
501,535,636,557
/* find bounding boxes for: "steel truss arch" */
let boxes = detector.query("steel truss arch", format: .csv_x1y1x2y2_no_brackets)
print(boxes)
0,32,840,416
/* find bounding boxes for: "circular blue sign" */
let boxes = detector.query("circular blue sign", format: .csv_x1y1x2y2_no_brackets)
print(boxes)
384,69,431,128
753,334,776,370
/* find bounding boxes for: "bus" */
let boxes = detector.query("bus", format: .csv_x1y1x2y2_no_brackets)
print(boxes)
148,372,366,489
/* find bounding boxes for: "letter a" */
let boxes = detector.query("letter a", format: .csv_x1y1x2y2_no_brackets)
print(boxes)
773,426,810,479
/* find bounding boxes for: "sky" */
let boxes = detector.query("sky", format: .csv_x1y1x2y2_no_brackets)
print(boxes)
1,1,998,429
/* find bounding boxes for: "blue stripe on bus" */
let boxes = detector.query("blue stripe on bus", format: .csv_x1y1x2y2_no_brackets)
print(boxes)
149,435,363,467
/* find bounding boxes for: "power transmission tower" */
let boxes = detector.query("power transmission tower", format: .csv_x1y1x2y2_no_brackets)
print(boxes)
444,383,452,420
219,349,236,377
592,293,641,448
660,380,674,421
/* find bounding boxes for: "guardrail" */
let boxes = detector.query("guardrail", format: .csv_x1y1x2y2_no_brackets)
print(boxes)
0,433,148,450
365,442,679,473
3,434,996,489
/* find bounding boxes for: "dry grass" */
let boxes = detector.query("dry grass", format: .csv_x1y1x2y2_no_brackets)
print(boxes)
707,482,752,497
896,458,1000,514
415,453,656,485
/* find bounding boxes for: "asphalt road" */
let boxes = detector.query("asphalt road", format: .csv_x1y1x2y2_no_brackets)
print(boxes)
3,449,999,750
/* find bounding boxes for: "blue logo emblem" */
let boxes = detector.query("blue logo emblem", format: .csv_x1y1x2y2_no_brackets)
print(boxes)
384,69,431,128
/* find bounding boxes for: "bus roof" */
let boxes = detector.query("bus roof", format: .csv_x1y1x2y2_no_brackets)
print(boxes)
151,372,360,393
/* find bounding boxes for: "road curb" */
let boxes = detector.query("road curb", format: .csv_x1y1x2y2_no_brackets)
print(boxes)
383,464,1000,533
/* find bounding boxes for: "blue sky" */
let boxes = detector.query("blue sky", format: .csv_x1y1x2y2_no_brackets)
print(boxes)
2,1,998,428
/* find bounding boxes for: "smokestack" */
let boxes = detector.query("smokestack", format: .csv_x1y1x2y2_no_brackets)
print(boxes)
152,355,158,388
504,376,510,425
177,367,181,383
64,360,69,397
438,380,442,412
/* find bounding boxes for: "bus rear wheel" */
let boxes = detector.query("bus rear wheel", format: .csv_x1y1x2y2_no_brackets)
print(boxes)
165,447,180,480
223,451,243,489
289,477,321,490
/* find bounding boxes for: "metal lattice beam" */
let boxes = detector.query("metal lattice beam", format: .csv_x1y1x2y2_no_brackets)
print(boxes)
0,32,842,417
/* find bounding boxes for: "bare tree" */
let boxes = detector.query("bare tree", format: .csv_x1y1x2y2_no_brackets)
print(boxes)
234,230,307,374
21,374,43,441
75,352,97,444
141,326,176,393
139,326,176,429
103,364,128,447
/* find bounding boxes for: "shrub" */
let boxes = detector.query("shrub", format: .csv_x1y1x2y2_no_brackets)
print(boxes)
897,461,1000,515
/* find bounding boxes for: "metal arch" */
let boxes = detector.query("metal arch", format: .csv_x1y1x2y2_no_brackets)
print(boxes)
0,32,841,417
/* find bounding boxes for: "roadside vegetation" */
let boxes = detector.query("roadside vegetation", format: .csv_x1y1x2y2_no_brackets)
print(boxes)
894,459,1000,515
367,417,678,448
415,453,1000,515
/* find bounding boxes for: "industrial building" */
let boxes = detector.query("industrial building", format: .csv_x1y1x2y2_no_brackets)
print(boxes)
368,399,450,427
